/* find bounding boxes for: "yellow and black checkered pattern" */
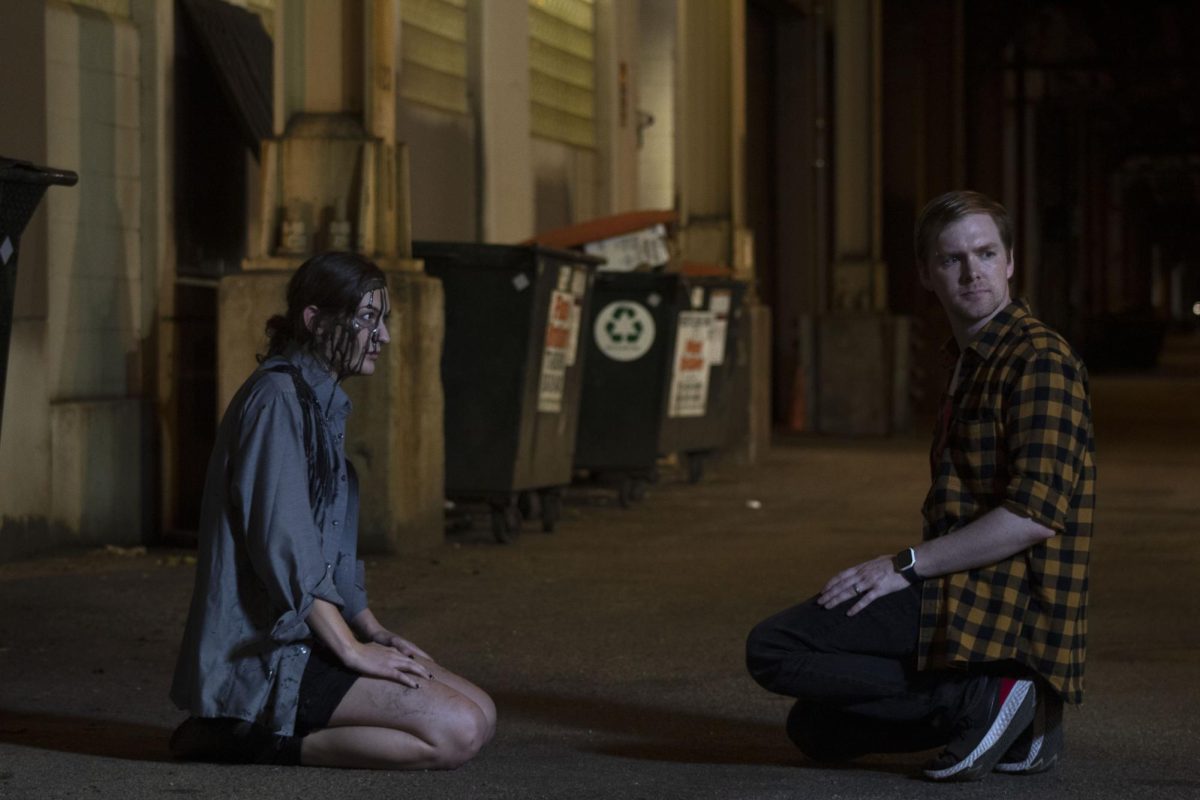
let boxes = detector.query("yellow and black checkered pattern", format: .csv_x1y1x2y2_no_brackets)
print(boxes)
918,301,1095,704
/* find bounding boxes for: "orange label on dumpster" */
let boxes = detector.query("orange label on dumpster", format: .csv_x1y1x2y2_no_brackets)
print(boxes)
668,311,714,418
538,290,576,413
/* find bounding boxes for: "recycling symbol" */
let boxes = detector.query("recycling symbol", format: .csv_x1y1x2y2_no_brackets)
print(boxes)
595,301,655,362
605,305,644,343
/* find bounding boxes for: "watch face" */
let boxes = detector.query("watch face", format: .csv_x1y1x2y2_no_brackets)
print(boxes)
894,549,915,571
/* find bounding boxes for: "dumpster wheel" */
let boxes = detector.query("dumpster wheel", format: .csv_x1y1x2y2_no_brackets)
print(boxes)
517,490,541,521
489,500,522,543
686,451,706,484
539,488,562,533
618,476,649,506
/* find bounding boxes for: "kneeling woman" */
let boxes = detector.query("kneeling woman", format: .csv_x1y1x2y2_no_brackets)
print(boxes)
170,252,495,768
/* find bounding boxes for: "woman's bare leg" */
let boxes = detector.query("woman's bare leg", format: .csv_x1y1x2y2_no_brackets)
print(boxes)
300,667,492,769
417,657,496,742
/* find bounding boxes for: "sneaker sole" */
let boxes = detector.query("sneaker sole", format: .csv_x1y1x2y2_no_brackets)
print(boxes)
924,680,1036,782
995,694,1064,775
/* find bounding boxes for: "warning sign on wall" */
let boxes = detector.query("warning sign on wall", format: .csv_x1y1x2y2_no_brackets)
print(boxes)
667,311,714,418
538,290,576,413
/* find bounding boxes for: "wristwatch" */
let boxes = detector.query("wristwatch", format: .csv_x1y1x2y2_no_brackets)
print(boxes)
892,546,922,584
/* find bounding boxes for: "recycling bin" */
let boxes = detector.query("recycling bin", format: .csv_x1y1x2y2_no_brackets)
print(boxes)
415,242,601,542
574,273,746,504
658,277,747,482
0,157,78,441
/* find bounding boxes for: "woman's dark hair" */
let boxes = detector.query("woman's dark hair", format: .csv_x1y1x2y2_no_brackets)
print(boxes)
260,251,385,523
263,250,387,375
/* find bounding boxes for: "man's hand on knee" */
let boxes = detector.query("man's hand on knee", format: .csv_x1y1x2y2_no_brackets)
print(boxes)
818,555,911,616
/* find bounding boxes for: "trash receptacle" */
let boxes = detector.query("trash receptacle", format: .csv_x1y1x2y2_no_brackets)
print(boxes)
658,277,747,483
415,242,601,542
0,157,78,441
574,273,746,504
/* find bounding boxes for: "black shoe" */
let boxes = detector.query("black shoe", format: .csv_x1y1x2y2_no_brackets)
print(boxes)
923,677,1037,782
995,688,1063,775
169,716,301,765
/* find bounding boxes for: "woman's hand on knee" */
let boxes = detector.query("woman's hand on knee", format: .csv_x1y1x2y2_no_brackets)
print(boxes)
369,630,432,661
344,641,435,688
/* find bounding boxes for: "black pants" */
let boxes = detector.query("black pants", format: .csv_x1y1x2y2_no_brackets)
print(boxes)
745,585,988,761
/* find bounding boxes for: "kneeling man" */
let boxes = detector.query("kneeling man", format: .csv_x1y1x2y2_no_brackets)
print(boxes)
746,190,1095,781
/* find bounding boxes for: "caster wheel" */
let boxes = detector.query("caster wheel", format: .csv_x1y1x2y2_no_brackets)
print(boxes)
540,489,562,533
490,503,521,543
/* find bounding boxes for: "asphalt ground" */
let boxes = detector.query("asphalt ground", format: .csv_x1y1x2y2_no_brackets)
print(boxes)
1,361,1199,799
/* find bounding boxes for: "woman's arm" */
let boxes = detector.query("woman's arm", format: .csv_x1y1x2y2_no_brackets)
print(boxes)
307,599,432,687
349,608,432,661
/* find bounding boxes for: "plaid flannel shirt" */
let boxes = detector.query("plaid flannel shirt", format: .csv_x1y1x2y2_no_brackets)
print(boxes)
917,300,1095,704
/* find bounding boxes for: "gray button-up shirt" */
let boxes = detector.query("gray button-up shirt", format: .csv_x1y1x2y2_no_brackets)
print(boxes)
171,350,367,735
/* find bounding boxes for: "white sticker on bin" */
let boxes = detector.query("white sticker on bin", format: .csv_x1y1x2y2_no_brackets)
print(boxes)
667,311,714,417
537,290,574,413
571,267,588,296
512,273,531,292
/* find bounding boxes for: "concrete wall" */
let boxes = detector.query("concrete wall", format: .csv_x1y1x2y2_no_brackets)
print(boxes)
468,0,533,243
0,1,51,560
0,3,147,560
398,102,478,242
532,139,598,235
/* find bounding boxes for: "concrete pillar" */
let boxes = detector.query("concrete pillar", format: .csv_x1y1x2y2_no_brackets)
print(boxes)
467,0,533,243
636,0,676,211
223,0,444,553
830,0,886,311
675,0,733,265
815,0,910,435
671,0,770,463
131,0,176,537
594,0,639,215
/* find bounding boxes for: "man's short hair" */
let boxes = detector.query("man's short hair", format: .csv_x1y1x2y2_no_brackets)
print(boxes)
914,190,1013,267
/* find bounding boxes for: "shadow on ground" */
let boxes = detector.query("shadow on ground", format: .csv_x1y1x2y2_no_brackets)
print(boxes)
0,710,173,762
488,688,910,774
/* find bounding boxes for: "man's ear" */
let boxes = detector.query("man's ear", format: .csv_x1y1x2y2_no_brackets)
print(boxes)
917,262,932,291
302,305,320,333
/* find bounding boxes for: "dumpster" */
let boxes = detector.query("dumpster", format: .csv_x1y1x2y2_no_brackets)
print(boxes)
0,157,78,441
575,273,746,504
415,242,601,542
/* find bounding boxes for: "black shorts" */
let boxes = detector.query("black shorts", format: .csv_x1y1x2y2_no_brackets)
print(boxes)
294,643,359,736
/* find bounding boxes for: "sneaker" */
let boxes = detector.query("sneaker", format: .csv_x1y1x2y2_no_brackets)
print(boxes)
923,677,1037,782
169,716,301,765
995,689,1064,775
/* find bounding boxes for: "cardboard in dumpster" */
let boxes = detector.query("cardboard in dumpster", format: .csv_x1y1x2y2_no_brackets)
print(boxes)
525,209,677,272
583,224,671,272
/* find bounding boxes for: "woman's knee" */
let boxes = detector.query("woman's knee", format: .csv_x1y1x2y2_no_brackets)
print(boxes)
474,690,498,742
425,698,488,769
